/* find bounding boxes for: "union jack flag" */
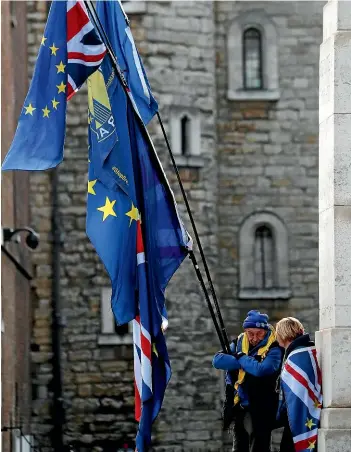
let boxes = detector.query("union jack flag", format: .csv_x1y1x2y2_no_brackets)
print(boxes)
281,346,322,451
133,221,171,452
67,0,106,99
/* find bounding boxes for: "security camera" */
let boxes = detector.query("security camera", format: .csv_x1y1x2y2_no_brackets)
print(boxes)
2,227,40,250
25,231,40,250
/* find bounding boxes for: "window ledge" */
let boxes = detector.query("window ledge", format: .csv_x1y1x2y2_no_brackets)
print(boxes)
123,1,146,14
172,155,204,168
239,288,291,300
98,334,133,346
227,90,280,102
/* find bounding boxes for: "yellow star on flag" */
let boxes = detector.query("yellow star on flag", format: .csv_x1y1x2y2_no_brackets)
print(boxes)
313,400,322,409
125,203,139,226
56,61,66,74
88,179,97,195
49,43,59,55
57,81,66,94
305,418,316,430
97,197,117,221
152,344,159,357
41,36,47,46
51,98,60,110
307,440,316,450
24,103,36,115
42,106,50,118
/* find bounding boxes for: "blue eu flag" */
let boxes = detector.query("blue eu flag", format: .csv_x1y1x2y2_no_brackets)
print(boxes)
86,2,191,449
2,1,68,171
87,71,190,328
2,0,106,171
86,73,189,451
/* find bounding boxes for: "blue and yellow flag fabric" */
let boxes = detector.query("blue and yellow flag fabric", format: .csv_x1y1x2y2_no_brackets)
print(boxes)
2,0,105,171
86,3,191,450
86,70,189,451
96,0,158,125
86,66,190,329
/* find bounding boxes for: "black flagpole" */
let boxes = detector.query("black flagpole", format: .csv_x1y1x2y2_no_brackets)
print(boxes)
156,113,231,353
84,0,230,353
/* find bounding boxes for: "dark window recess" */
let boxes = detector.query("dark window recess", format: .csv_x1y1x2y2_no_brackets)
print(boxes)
115,323,129,336
254,225,275,289
243,28,263,90
180,115,190,155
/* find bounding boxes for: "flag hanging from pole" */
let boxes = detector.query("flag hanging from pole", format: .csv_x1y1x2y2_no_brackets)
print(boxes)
2,0,106,171
87,2,192,449
96,0,158,125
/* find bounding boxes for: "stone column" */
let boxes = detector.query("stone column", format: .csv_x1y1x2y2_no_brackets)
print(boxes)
317,0,351,450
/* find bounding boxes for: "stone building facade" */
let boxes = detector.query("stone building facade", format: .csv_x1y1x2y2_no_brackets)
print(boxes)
25,1,322,451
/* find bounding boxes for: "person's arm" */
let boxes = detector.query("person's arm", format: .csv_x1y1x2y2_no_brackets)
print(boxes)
213,352,240,371
237,346,282,377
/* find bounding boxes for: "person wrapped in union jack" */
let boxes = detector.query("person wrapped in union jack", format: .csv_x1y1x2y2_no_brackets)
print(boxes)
213,310,283,452
275,317,322,452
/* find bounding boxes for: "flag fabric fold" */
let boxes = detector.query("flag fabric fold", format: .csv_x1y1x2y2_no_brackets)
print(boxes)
2,0,105,171
87,2,191,449
96,0,158,125
86,77,189,451
280,346,322,451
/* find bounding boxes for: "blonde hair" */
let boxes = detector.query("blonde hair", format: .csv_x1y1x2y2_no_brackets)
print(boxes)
276,317,304,343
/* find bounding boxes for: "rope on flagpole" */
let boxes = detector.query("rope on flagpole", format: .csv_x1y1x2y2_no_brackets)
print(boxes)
83,0,230,353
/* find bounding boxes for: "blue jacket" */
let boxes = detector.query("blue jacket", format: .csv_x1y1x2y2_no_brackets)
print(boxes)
213,332,282,407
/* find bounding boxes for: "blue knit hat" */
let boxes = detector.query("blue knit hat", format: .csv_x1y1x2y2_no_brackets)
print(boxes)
243,310,269,330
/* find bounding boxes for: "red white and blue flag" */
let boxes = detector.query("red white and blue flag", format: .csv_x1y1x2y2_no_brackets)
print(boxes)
133,221,171,451
67,0,106,99
281,347,322,451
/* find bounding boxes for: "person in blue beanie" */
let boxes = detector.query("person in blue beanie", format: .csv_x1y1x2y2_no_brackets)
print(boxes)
213,310,283,452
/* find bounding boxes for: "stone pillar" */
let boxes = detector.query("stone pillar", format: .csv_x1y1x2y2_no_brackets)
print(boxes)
317,0,351,450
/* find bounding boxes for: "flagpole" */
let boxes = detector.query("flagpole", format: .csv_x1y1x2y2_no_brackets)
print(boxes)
188,251,228,352
83,0,230,353
156,113,231,353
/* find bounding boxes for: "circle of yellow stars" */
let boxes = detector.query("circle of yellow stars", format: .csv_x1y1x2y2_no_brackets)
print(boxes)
24,34,66,118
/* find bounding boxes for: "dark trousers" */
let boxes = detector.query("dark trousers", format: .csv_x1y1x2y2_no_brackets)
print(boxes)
232,410,272,452
279,418,295,452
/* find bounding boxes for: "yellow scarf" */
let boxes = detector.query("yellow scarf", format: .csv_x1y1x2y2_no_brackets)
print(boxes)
234,327,276,405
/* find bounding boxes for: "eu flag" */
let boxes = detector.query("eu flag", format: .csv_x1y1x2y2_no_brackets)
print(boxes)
87,71,190,330
86,4,191,449
2,0,106,171
2,1,68,171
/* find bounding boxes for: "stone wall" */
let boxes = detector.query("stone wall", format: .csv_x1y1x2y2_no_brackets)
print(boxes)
216,1,322,334
28,1,323,451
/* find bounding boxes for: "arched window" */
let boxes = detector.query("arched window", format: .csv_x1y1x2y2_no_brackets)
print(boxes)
170,107,202,166
180,115,190,156
239,212,290,299
243,27,263,90
254,225,274,289
227,11,279,101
